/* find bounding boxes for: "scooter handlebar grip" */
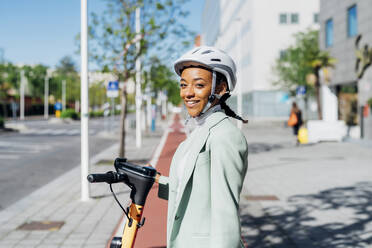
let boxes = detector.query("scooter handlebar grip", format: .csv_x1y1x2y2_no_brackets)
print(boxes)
87,171,118,184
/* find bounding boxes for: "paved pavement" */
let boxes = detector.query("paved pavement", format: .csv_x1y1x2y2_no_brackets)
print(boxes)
0,118,167,248
0,117,123,209
1,115,371,247
239,120,372,248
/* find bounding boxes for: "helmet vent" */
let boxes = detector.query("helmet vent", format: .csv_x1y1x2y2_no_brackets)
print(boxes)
211,58,221,62
192,48,201,54
201,50,213,54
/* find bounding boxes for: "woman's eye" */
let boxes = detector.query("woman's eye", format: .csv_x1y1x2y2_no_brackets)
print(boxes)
196,83,205,88
180,83,186,88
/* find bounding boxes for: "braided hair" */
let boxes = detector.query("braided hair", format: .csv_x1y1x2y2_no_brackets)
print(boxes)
216,72,248,124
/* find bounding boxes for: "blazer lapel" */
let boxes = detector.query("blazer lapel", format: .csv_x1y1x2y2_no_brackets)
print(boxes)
179,130,209,195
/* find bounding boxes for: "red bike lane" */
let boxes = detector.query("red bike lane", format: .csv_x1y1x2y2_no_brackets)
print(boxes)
134,114,186,248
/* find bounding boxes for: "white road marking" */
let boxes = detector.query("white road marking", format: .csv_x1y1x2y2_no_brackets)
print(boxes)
0,154,19,160
66,129,79,135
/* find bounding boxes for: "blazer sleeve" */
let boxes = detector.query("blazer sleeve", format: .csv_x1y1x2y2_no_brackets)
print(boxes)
157,175,169,201
209,129,248,248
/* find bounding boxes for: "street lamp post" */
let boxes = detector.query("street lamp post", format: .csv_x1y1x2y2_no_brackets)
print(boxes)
20,70,26,120
146,85,151,129
44,70,51,119
135,7,142,148
80,0,90,201
62,80,66,111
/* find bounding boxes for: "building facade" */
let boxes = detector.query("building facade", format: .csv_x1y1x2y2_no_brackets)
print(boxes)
202,0,319,118
319,0,372,139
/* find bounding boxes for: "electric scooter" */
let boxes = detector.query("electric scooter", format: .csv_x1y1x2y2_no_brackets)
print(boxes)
87,158,157,248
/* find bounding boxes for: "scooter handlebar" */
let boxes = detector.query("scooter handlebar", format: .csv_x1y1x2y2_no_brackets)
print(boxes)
87,171,120,184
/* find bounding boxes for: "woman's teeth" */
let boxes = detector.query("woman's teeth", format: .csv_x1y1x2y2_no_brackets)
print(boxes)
186,100,199,106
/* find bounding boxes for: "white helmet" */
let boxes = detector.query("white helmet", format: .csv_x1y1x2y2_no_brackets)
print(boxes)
174,46,237,92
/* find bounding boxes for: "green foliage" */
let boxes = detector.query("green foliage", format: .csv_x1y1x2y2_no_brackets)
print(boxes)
86,0,194,157
61,109,79,120
54,56,80,104
145,57,181,105
89,110,104,118
88,0,194,79
0,56,80,105
340,85,357,94
0,62,18,117
56,56,77,75
89,81,106,108
0,62,19,96
22,64,48,98
274,30,335,96
0,116,4,128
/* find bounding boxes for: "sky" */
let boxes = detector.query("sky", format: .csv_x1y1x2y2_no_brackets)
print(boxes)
0,0,204,69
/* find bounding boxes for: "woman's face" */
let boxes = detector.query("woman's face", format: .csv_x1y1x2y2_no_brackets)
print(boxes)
180,67,212,117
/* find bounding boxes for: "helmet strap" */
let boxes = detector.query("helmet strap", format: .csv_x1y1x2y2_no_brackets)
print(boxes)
199,71,217,116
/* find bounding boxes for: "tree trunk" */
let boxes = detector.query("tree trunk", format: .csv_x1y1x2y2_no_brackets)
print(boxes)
314,67,322,120
118,86,128,158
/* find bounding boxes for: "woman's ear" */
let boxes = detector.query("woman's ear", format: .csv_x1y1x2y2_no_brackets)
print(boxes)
215,82,228,97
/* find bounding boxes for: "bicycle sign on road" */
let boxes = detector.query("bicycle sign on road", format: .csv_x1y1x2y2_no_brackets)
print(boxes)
107,81,119,98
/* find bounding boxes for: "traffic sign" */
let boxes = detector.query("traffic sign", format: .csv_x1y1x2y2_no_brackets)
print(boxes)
107,81,119,98
296,86,306,96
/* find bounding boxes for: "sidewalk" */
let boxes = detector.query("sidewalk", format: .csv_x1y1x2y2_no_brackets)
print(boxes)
0,121,167,248
239,120,372,247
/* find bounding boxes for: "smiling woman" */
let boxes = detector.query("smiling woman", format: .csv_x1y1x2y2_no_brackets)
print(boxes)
153,46,249,248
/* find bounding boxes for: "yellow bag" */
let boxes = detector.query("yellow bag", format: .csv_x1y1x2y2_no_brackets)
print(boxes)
287,112,298,126
298,127,308,144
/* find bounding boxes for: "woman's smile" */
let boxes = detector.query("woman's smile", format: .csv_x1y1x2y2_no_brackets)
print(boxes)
184,99,200,108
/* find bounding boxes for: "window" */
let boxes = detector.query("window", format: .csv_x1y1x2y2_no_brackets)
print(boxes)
279,13,287,24
325,19,333,47
347,5,357,37
314,13,319,23
291,13,299,24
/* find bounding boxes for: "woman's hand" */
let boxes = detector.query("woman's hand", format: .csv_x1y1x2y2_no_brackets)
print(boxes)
146,163,161,184
155,172,161,184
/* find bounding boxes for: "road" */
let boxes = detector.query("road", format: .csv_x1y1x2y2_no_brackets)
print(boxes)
0,115,135,210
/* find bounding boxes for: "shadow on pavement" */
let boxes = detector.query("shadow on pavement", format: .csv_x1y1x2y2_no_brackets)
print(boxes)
241,182,372,248
248,143,284,154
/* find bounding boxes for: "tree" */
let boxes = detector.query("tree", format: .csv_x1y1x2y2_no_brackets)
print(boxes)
88,0,194,157
274,30,335,120
0,62,20,118
54,56,80,106
22,64,48,100
145,56,181,106
89,81,106,109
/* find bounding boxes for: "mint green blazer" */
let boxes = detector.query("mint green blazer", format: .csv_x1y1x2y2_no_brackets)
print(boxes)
158,112,248,248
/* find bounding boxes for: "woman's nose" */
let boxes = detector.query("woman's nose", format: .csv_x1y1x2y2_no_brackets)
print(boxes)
185,86,195,98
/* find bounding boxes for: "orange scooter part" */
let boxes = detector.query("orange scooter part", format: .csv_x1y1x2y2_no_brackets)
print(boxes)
121,203,144,248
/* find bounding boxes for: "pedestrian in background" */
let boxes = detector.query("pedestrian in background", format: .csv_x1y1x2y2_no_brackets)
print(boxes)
288,102,303,145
